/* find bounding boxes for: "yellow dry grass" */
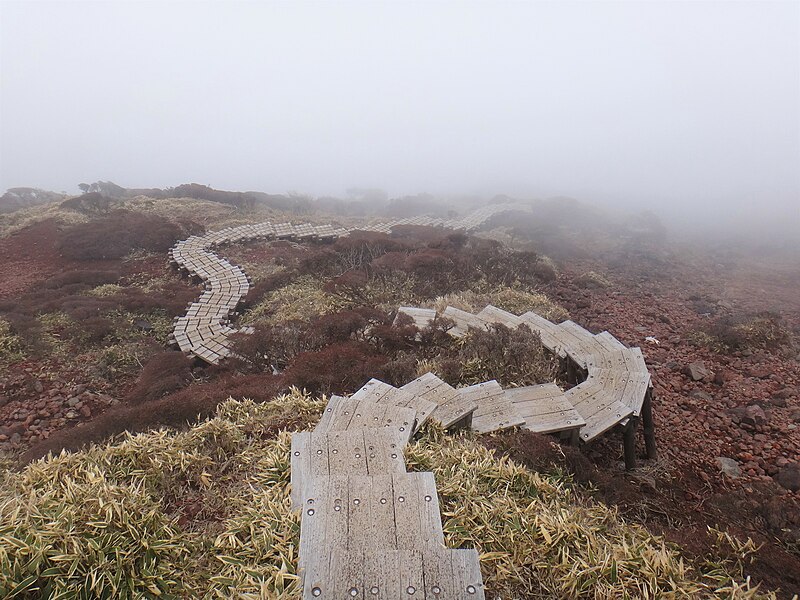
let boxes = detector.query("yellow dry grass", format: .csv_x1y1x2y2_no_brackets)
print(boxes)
0,392,774,599
241,276,345,326
0,317,26,365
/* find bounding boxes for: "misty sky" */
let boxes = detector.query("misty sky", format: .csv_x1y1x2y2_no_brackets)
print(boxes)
1,1,798,230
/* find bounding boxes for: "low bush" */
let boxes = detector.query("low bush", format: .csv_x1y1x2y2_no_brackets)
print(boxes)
125,351,194,404
57,211,186,261
705,312,791,353
574,270,612,289
282,341,388,395
21,374,285,462
437,323,557,387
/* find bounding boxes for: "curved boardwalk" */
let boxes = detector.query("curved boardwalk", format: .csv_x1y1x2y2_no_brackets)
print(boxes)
168,203,657,597
168,204,530,363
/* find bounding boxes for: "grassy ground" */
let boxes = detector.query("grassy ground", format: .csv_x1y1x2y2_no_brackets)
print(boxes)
0,391,772,599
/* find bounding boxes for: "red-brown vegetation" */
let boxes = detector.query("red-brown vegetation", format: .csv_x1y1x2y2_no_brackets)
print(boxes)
57,211,193,260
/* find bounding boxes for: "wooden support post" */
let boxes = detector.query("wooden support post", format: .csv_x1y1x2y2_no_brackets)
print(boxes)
642,388,658,460
623,420,637,470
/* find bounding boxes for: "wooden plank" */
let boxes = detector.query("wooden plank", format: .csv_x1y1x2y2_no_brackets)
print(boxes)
595,331,626,351
299,477,329,598
402,373,477,429
415,472,445,547
619,371,651,416
460,381,525,434
442,306,488,337
363,548,400,599
392,473,445,550
423,549,457,600
503,383,563,403
347,475,374,562
451,548,485,599
400,372,446,398
365,474,397,551
290,432,311,510
396,306,436,330
394,550,423,599
519,312,568,357
381,404,417,443
331,545,364,599
476,305,523,329
379,386,437,433
351,378,394,404
309,432,331,478
314,396,344,432
579,401,634,442
363,427,407,475
327,430,368,475
348,400,388,429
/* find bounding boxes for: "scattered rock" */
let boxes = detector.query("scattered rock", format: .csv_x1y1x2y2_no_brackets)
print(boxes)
33,380,44,393
775,464,800,492
773,387,796,400
134,319,153,332
717,457,741,478
10,432,21,444
690,390,713,403
746,365,771,379
743,404,767,427
684,361,710,381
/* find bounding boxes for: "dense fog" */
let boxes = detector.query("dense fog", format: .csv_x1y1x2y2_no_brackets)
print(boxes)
1,1,798,237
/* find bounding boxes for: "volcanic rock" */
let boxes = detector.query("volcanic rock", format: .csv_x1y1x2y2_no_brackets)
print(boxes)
775,464,800,492
717,457,741,478
684,361,710,381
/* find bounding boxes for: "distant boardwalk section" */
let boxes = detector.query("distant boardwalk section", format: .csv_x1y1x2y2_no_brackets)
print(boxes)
168,203,532,364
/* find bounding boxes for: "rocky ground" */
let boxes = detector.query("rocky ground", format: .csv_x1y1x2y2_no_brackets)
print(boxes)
547,250,800,596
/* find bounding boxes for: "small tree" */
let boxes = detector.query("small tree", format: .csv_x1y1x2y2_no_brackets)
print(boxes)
78,183,90,194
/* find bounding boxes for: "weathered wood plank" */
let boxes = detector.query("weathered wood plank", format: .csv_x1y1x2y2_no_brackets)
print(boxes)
363,427,407,475
595,330,627,352
327,430,368,475
416,472,445,547
398,551,424,599
452,548,486,599
476,305,523,329
309,432,331,479
299,477,329,598
364,548,400,599
401,373,477,429
290,432,311,510
442,306,489,337
367,474,398,551
519,311,568,357
579,401,634,441
460,381,525,433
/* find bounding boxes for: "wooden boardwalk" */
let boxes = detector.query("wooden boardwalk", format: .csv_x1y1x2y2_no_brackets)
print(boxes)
168,204,655,456
394,303,656,467
291,379,486,599
168,204,533,364
167,203,660,595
